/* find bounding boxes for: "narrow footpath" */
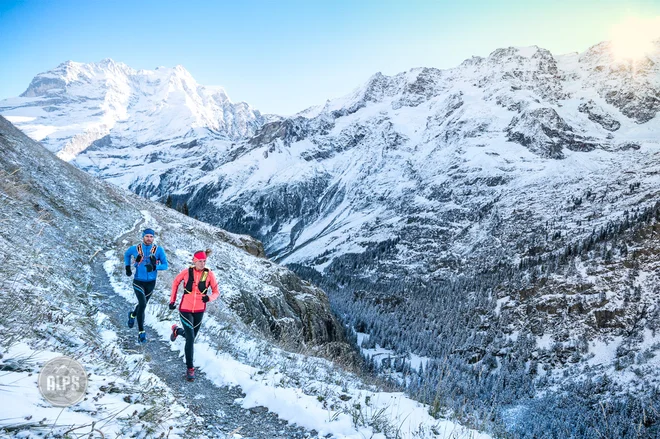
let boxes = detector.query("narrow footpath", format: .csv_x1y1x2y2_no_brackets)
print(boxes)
89,229,320,439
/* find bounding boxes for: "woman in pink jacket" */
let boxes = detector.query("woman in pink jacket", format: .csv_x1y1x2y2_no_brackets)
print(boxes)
169,249,220,381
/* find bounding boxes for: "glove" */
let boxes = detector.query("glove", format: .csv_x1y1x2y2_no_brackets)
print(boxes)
202,295,210,303
168,303,176,310
146,264,155,272
149,255,157,267
125,265,132,277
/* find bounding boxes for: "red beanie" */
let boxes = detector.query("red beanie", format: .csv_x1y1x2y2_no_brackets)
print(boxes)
193,251,207,261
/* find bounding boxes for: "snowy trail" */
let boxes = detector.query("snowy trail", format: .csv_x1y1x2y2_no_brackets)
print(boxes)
89,243,318,438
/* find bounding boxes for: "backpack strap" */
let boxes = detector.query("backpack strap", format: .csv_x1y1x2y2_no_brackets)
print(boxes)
136,244,157,263
184,267,210,295
199,269,209,295
184,267,195,294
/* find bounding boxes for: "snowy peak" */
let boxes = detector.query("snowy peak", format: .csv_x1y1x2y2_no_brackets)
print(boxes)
578,39,660,66
445,45,566,107
485,45,551,64
2,59,266,160
349,45,563,109
312,40,660,129
305,44,567,123
575,40,660,123
20,58,135,97
363,68,446,108
291,40,659,165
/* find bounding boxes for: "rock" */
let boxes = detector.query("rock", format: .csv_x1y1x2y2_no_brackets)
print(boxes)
225,267,347,349
506,107,598,158
578,100,621,131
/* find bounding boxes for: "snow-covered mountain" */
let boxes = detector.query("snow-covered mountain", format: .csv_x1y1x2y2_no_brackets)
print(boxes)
4,43,658,273
0,58,268,162
4,40,660,437
196,40,660,275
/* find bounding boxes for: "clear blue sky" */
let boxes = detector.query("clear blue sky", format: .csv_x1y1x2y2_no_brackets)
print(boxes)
1,0,659,115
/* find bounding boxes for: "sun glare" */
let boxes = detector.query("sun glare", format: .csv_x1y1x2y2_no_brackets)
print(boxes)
610,17,660,61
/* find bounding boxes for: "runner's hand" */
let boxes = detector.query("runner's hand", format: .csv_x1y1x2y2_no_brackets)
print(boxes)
202,295,210,303
125,265,132,277
169,303,176,310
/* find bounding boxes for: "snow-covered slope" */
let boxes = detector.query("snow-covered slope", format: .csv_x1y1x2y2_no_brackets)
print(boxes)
0,116,492,439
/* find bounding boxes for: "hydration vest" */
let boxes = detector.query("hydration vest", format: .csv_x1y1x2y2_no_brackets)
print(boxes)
135,243,158,263
184,267,209,295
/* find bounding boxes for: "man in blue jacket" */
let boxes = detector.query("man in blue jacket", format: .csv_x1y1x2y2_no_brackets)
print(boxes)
124,228,169,343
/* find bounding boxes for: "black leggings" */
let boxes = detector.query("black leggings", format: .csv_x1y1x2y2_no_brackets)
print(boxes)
132,280,156,332
178,311,205,368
